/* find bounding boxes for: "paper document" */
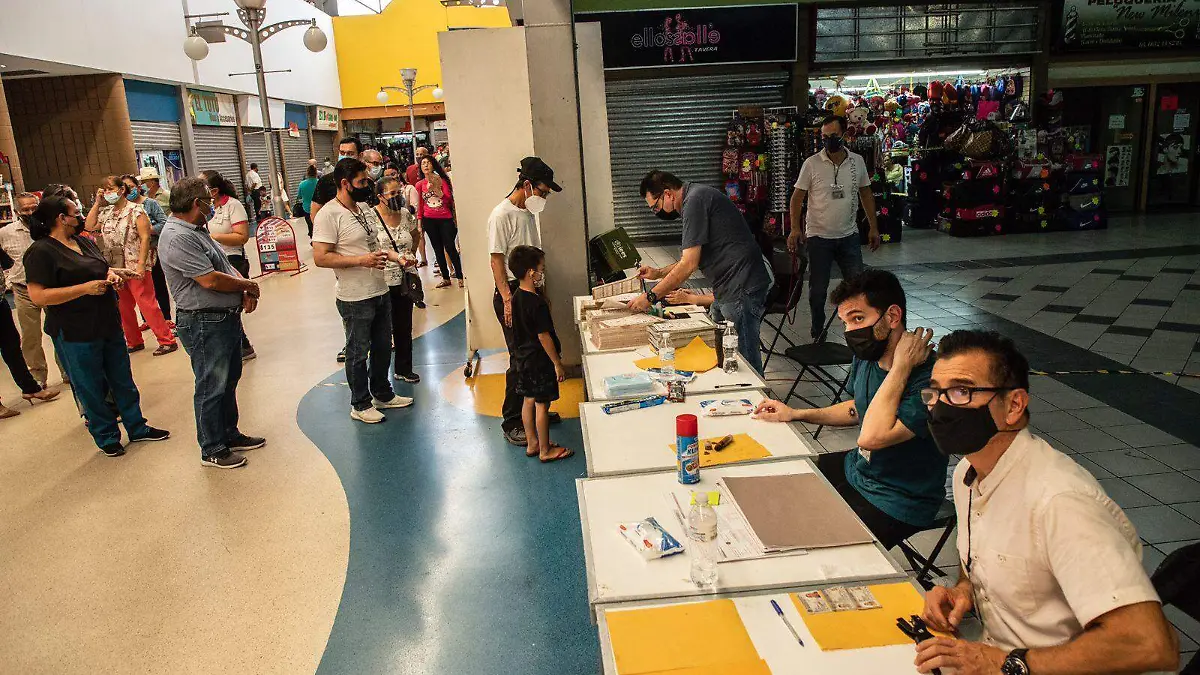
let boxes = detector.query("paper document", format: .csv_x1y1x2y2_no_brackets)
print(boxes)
792,581,946,651
722,473,874,552
593,276,643,299
606,599,763,674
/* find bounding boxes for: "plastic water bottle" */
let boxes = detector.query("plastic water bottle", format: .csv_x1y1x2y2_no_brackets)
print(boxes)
722,321,739,374
688,492,719,588
660,333,676,381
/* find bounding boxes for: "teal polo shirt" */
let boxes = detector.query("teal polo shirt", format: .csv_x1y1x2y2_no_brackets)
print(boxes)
843,354,948,527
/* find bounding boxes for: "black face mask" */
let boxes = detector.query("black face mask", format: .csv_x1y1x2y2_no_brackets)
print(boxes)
823,135,844,153
927,400,1001,457
18,214,34,227
350,185,374,203
843,316,890,361
655,208,681,221
386,196,405,212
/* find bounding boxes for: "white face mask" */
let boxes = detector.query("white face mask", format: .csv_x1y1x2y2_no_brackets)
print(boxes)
525,191,547,215
534,271,546,288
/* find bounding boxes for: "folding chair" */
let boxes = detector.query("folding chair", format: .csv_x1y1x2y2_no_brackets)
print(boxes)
760,245,807,370
780,311,853,440
896,500,958,590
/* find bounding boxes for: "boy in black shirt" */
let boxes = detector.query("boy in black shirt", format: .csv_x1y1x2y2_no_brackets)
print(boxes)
507,245,572,463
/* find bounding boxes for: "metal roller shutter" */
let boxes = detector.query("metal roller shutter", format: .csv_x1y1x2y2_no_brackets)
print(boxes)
241,129,283,196
131,121,183,151
313,130,338,165
282,135,310,204
606,72,788,242
191,125,243,195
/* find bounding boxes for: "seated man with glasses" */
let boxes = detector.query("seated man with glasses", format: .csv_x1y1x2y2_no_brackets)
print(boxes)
754,269,948,548
916,330,1176,675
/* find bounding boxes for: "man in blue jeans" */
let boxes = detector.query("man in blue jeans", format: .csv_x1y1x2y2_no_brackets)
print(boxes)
158,177,266,469
789,115,882,341
630,170,771,373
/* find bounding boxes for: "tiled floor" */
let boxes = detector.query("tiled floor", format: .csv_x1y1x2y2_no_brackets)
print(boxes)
641,213,1200,665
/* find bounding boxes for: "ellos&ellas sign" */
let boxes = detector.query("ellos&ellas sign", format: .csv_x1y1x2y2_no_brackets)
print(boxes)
576,5,799,70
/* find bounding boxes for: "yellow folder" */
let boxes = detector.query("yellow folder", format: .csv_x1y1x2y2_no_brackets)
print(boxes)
634,337,718,373
666,433,773,468
607,599,762,674
791,582,943,651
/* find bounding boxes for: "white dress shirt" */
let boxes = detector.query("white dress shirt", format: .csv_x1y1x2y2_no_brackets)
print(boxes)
953,429,1159,653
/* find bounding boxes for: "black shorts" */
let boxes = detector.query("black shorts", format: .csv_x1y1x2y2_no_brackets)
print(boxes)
816,450,924,549
513,354,559,404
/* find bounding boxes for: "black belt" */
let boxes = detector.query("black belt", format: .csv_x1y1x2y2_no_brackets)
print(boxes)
178,306,242,316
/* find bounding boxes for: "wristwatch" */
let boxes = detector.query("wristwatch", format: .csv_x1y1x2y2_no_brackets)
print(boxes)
1001,649,1030,675
645,290,659,305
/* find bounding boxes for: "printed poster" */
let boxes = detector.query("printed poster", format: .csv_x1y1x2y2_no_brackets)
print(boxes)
1155,133,1190,175
1104,145,1133,188
254,216,300,273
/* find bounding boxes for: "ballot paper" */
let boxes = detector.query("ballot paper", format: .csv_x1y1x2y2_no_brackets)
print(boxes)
592,276,643,300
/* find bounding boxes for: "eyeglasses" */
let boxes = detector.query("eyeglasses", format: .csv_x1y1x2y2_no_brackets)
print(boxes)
649,195,665,213
920,386,1013,406
532,186,551,198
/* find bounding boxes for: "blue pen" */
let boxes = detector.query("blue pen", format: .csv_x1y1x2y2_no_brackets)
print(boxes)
771,599,805,647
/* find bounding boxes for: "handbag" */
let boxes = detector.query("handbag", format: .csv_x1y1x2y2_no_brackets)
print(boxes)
377,206,424,303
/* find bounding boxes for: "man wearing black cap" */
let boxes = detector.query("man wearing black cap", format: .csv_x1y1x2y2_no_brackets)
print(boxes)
489,156,562,446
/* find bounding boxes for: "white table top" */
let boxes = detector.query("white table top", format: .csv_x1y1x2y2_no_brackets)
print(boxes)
582,346,767,401
596,584,927,675
580,389,818,477
576,459,904,611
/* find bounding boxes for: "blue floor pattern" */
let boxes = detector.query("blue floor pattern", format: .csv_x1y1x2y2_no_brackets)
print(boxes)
298,313,599,675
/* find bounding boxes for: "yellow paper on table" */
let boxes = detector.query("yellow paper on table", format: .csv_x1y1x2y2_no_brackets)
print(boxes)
791,582,946,651
640,660,772,675
633,337,718,373
666,433,773,468
608,599,761,674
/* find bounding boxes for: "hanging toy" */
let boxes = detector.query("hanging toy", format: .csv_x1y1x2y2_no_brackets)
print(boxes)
745,119,763,147
825,94,850,117
739,151,755,182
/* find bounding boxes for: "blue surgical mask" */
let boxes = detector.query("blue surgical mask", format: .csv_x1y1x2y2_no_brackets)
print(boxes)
339,153,355,160
104,192,121,205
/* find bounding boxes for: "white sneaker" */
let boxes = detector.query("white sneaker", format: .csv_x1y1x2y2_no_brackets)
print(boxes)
351,407,386,424
372,395,414,409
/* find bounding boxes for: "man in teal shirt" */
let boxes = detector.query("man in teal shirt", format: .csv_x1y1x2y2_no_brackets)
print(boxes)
297,164,319,239
754,269,947,547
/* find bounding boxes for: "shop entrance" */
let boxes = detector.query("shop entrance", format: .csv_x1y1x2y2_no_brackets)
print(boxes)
1060,85,1148,213
1146,83,1199,209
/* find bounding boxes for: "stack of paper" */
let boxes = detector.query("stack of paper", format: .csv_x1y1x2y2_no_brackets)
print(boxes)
648,315,718,350
592,276,643,300
589,313,663,351
578,297,638,322
720,473,874,554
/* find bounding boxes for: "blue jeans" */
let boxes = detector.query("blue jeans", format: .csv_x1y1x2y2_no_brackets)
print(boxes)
336,294,395,411
174,308,244,459
710,284,770,374
806,234,864,339
53,332,150,449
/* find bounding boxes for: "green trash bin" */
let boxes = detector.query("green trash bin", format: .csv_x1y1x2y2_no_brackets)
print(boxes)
589,227,642,283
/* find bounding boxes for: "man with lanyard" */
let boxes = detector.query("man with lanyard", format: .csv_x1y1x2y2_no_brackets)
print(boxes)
158,177,266,469
312,158,413,424
1,192,70,387
788,115,882,342
488,157,562,446
916,330,1177,675
629,170,771,373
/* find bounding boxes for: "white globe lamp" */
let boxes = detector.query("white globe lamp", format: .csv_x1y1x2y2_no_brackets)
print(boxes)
376,90,390,105
303,23,327,53
184,30,210,61
432,87,444,100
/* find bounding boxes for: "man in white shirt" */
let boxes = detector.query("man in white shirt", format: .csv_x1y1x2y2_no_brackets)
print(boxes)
313,158,413,423
245,163,264,219
489,156,561,446
916,330,1177,675
788,115,881,341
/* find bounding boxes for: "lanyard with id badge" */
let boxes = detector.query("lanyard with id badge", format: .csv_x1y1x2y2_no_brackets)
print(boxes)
830,156,857,202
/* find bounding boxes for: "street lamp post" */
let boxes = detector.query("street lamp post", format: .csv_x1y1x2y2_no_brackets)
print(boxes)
376,68,444,161
183,0,327,219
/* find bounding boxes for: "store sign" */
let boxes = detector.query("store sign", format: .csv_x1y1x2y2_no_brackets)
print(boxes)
314,106,340,131
575,5,798,69
188,90,236,127
288,122,301,138
1060,0,1200,51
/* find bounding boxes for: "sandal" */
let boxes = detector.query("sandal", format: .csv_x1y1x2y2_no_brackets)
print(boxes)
528,441,564,458
153,343,179,357
436,280,452,289
458,279,465,288
540,445,574,463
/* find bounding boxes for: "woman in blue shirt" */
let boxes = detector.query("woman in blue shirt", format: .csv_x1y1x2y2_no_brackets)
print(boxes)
296,164,319,239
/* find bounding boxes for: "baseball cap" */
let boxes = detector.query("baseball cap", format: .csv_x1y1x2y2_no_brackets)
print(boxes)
519,156,562,192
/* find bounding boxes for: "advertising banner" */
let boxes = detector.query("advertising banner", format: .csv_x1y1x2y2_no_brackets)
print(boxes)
575,5,798,70
188,90,237,127
1060,0,1200,51
314,106,341,131
255,215,301,273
